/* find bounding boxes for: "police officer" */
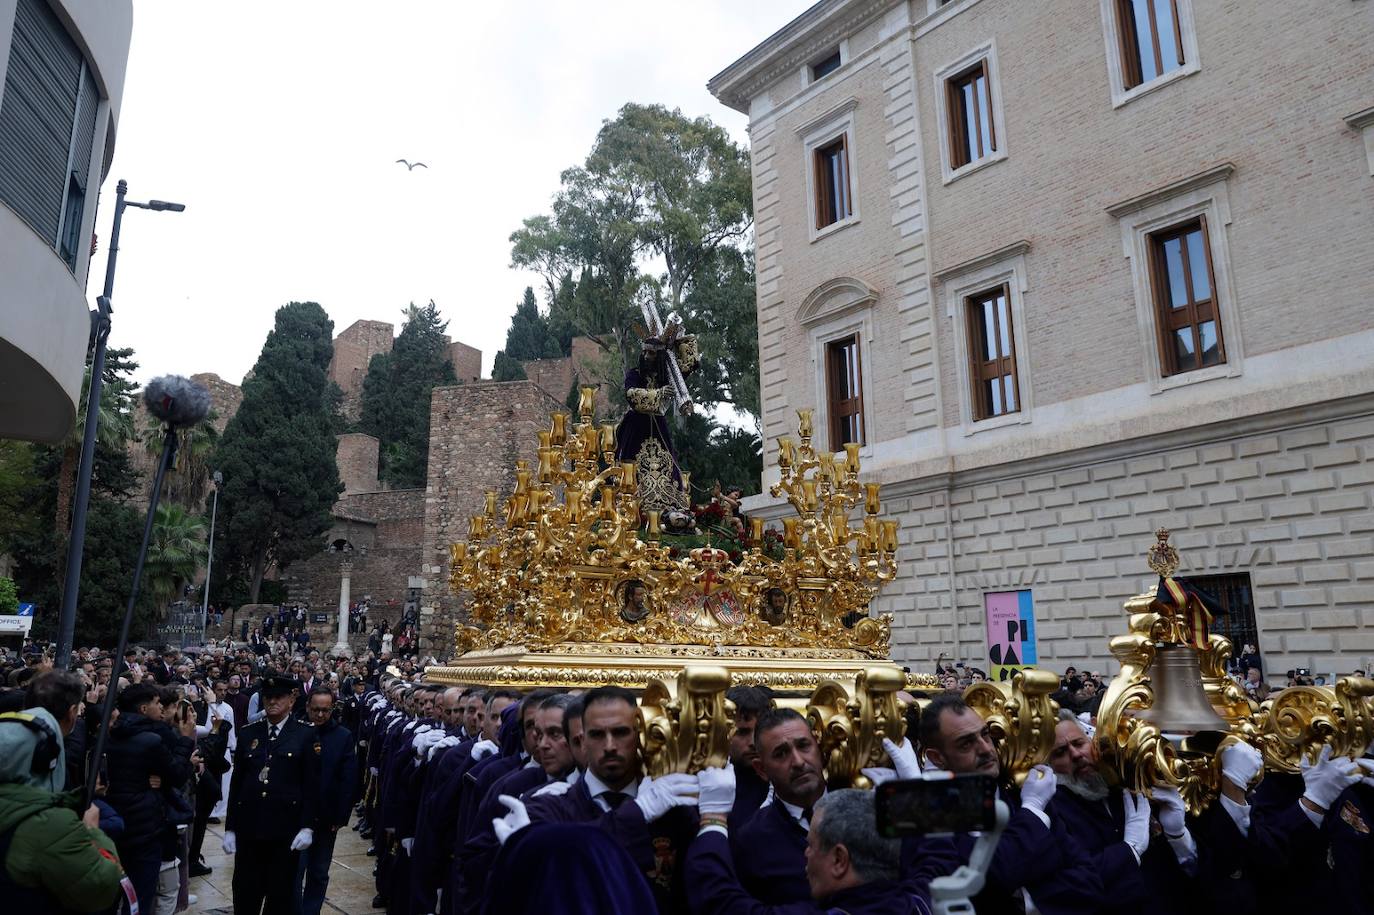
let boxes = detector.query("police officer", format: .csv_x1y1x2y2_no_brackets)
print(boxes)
223,674,322,914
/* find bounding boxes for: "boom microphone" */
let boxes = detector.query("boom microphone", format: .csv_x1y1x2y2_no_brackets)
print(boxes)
144,375,211,428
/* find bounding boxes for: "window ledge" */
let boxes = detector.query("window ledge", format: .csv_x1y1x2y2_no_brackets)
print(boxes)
963,409,1030,437
1111,61,1199,109
810,215,861,244
1153,362,1238,394
942,149,1007,186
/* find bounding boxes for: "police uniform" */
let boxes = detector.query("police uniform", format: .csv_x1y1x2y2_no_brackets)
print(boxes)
226,679,322,914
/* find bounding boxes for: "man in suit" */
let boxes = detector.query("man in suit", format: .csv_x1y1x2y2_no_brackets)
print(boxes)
723,685,773,832
522,685,698,914
295,685,357,915
223,675,322,914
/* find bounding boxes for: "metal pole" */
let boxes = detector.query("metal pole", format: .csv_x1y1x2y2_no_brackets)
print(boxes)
84,425,177,805
55,180,128,667
200,479,219,645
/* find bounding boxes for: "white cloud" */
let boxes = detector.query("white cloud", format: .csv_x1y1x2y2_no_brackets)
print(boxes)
99,0,811,385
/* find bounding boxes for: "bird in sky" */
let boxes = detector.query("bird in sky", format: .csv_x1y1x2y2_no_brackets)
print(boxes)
395,159,428,171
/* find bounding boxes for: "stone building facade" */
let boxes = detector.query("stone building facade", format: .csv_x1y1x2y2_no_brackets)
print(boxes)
329,319,395,423
418,380,563,648
711,0,1374,679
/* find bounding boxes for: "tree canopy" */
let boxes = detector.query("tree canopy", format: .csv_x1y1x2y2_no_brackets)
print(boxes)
358,301,457,488
211,301,342,603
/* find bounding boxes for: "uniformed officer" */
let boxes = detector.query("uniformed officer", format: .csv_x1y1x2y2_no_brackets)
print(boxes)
222,674,322,914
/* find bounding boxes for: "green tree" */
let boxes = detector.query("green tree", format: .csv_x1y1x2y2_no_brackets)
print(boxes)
674,413,763,499
508,103,757,420
0,577,17,616
491,352,527,382
212,302,342,603
55,348,141,532
143,411,219,509
142,503,207,615
0,440,41,553
358,301,458,488
502,287,561,361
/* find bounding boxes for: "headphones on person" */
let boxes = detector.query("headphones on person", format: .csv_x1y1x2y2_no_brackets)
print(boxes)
0,711,61,778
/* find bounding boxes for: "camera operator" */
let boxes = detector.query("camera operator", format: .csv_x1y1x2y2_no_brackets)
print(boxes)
0,671,126,913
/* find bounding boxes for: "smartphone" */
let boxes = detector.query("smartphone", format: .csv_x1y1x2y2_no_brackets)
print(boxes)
875,773,998,837
1297,667,1311,677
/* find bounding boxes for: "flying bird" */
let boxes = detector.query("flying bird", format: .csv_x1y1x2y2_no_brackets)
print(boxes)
395,159,428,171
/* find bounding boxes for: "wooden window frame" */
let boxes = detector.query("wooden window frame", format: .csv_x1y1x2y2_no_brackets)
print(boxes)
813,135,852,230
1116,0,1185,90
965,284,1020,421
946,61,995,170
1147,216,1224,377
825,334,865,450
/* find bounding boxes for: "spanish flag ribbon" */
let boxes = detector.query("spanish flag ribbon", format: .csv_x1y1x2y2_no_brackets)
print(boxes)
1152,576,1217,650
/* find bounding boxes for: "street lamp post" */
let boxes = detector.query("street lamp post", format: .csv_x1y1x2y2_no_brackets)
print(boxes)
199,470,222,645
55,180,185,667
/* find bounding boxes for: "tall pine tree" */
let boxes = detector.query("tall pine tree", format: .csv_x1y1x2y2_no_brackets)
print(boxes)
212,302,342,602
491,287,560,382
358,301,457,488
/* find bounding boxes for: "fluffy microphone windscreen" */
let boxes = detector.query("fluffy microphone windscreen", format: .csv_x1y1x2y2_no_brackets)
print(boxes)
143,375,211,428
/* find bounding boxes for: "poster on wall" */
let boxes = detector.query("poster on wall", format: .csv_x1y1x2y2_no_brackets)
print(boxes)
984,590,1037,682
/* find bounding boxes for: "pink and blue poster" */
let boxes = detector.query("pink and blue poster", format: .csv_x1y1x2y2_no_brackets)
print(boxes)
984,590,1037,682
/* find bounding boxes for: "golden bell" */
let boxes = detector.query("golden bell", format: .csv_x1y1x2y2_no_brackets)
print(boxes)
1139,646,1230,735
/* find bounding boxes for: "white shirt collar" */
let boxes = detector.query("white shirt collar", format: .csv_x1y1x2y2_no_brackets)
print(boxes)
779,788,825,829
583,770,640,811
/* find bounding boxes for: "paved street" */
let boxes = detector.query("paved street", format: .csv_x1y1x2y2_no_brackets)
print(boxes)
193,816,377,914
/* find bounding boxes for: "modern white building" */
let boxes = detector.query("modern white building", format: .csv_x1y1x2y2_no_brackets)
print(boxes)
0,0,133,442
711,0,1374,681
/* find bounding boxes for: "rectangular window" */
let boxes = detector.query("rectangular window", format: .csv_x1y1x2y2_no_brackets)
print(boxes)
813,136,852,229
966,285,1019,421
1116,0,1185,89
1148,218,1224,376
810,50,842,81
1180,573,1258,665
946,61,996,169
825,334,865,449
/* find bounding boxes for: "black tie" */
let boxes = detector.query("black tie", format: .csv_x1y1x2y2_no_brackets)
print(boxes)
269,724,280,742
603,791,630,810
799,806,814,832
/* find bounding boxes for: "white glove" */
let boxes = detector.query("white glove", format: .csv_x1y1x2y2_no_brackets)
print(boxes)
221,831,237,854
1220,742,1263,790
861,767,898,786
882,737,922,780
697,764,736,816
429,735,461,761
1020,764,1056,816
471,739,498,761
532,779,573,798
289,827,314,851
492,794,530,846
1122,791,1151,859
1152,786,1187,836
1302,744,1374,811
370,766,380,777
634,773,699,823
400,837,414,854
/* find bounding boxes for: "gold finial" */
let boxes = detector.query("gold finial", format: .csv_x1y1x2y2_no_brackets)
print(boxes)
1146,528,1180,579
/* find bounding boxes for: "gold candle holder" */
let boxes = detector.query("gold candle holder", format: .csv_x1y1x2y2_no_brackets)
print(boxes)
844,442,860,474
566,496,582,523
620,461,637,489
681,471,692,496
777,437,794,468
864,483,881,515
749,517,764,542
831,510,848,542
600,423,616,455
550,413,568,446
450,542,468,563
800,479,818,512
515,470,530,496
646,510,661,539
470,515,487,539
484,491,498,517
797,409,814,439
783,517,800,550
511,494,528,525
881,520,899,553
578,386,596,421
817,455,833,483
600,487,616,517
864,515,880,545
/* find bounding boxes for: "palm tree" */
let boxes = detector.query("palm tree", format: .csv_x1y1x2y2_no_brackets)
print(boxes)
143,411,219,509
142,503,208,616
55,365,136,533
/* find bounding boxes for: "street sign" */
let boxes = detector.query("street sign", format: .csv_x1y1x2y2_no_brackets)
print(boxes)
0,603,35,635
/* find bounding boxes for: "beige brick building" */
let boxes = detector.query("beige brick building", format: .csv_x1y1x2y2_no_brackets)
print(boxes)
710,0,1374,680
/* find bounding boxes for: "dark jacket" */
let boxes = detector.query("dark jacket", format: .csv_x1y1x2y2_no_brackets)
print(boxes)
226,716,321,840
313,718,357,829
103,712,193,858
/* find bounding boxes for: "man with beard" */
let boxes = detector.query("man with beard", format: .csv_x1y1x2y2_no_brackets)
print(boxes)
724,686,772,831
917,694,1102,915
521,685,699,914
1046,711,1195,914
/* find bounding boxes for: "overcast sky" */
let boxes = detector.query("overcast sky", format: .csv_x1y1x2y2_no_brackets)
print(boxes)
96,1,813,386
